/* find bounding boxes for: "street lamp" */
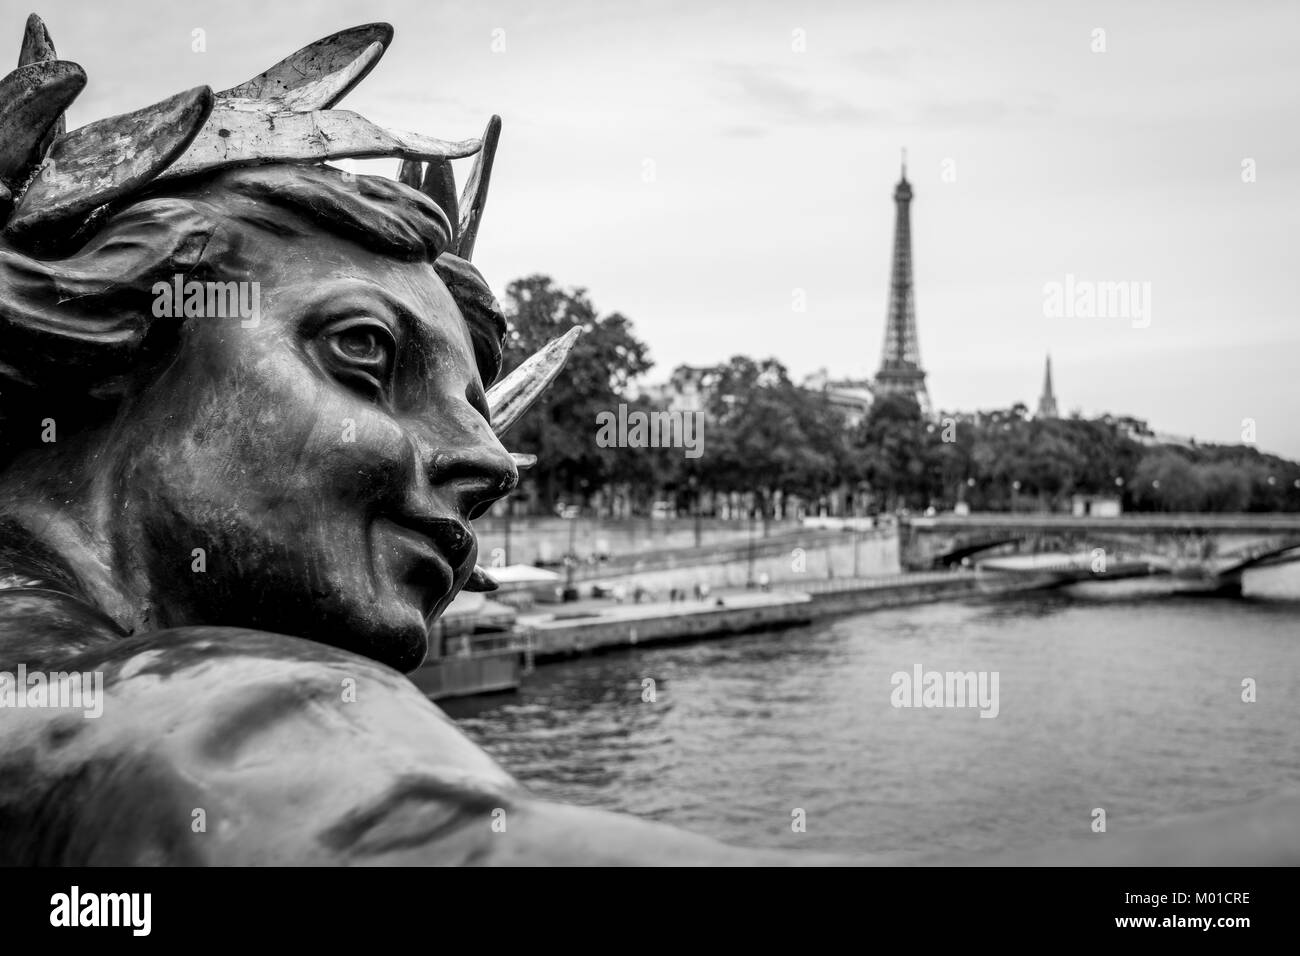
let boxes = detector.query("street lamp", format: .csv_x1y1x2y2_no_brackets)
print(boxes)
503,492,512,567
746,504,757,588
562,499,582,601
688,474,701,548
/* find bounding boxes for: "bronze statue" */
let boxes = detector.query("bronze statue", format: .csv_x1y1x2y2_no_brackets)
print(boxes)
0,15,1295,866
0,14,778,865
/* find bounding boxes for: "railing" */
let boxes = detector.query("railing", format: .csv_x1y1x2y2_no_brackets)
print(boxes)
432,607,517,638
441,630,529,658
798,569,971,594
903,512,1300,531
531,526,891,584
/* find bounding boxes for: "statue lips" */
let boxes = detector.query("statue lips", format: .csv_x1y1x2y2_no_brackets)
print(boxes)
374,514,472,618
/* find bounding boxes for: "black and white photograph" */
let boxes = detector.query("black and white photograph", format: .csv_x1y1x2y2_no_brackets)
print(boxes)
0,0,1293,935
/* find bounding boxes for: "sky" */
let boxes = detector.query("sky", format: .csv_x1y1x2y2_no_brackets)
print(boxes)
17,0,1300,456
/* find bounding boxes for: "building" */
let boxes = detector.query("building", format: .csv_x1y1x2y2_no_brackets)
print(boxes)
1071,494,1122,517
874,153,931,415
803,369,874,430
641,364,710,413
1036,354,1058,419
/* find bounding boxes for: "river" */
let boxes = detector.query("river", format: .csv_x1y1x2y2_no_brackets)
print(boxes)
443,565,1300,856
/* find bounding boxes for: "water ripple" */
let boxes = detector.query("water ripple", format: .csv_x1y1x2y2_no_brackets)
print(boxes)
441,567,1300,854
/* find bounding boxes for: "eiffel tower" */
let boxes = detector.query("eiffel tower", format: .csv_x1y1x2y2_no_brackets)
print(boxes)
874,152,931,415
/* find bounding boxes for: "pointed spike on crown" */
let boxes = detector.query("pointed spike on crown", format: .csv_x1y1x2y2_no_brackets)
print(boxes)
156,109,482,184
464,566,499,592
455,114,501,261
0,60,86,190
19,13,58,66
6,84,214,241
266,39,383,113
421,157,459,247
218,23,393,111
2,22,496,245
16,14,67,159
397,159,423,188
487,327,582,438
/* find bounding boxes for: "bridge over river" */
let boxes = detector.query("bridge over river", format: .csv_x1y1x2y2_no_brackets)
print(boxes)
900,513,1300,593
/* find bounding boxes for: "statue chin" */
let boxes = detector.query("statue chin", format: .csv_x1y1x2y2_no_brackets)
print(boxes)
314,612,435,675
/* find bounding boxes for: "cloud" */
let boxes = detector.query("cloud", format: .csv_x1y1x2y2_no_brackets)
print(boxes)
915,92,1057,128
840,46,917,77
722,124,767,139
714,63,888,129
713,61,1055,135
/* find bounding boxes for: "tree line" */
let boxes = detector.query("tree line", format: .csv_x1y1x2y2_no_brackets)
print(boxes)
498,275,1300,516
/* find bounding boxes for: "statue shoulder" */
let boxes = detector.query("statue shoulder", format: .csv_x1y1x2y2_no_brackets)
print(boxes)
0,623,521,865
0,586,125,666
1,621,795,865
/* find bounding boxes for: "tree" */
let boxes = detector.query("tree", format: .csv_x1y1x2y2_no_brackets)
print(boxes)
691,357,850,519
851,393,935,510
1197,461,1251,512
1132,451,1204,512
499,275,653,511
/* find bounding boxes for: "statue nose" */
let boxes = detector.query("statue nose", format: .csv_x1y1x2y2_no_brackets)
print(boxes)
430,444,518,519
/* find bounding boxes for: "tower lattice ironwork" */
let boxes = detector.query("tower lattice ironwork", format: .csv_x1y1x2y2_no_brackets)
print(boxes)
874,153,931,414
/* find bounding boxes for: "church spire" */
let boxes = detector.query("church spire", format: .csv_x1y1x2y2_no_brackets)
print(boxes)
1037,354,1059,419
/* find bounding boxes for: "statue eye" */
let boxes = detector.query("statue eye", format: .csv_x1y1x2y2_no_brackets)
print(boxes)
338,328,383,360
319,318,396,400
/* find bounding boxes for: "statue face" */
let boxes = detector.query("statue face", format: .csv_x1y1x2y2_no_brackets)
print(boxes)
104,226,516,671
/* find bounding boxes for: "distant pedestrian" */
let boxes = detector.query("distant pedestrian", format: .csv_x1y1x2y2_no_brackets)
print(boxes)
758,571,770,592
